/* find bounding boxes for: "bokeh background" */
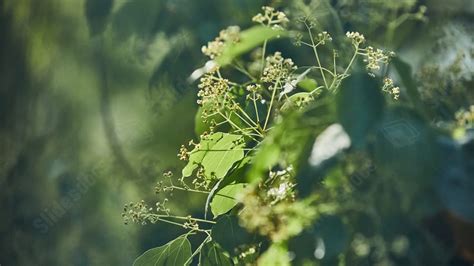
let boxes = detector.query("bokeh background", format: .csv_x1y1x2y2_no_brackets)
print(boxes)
0,0,472,265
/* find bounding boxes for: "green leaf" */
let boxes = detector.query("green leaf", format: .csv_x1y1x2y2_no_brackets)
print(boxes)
133,235,192,266
182,132,245,179
297,78,318,92
216,26,287,66
199,241,233,266
337,71,384,149
211,215,253,255
210,183,247,218
205,157,251,218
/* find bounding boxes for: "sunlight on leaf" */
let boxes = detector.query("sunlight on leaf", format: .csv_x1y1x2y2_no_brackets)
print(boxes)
199,241,233,266
133,235,192,266
210,183,247,218
182,132,245,179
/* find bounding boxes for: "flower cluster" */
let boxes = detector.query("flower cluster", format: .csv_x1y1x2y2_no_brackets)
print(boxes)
346,31,366,46
266,166,296,204
197,72,231,106
252,6,289,29
178,145,189,160
201,26,241,59
245,84,263,101
382,77,401,100
122,199,169,225
238,186,315,242
316,31,332,45
190,167,214,189
262,52,297,84
363,46,395,72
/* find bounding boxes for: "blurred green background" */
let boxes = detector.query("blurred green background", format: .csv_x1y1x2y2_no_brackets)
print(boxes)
0,0,472,265
0,0,266,265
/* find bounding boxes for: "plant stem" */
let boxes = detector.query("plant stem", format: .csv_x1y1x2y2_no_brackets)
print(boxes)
330,46,359,91
263,81,279,131
260,39,268,77
157,214,216,224
184,235,211,265
253,95,260,123
307,25,329,89
216,110,260,142
232,63,256,80
169,186,209,194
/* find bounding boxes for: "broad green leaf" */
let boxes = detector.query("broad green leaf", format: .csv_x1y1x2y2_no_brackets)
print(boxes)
210,183,247,218
297,78,318,92
337,71,384,149
205,157,251,218
133,235,192,266
257,243,290,266
182,132,245,179
216,26,287,66
199,241,233,266
211,215,253,255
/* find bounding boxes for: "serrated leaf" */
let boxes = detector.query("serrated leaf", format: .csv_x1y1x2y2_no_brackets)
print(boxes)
182,132,245,179
199,241,233,266
216,26,287,66
210,183,247,218
133,235,192,266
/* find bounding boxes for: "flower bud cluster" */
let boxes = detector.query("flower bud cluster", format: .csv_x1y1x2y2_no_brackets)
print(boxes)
252,6,289,29
346,31,366,45
197,73,231,106
382,78,400,100
363,46,395,72
201,26,241,59
262,52,297,84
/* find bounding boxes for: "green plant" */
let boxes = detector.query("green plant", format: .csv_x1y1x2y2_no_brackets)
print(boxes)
123,4,474,266
122,6,403,265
